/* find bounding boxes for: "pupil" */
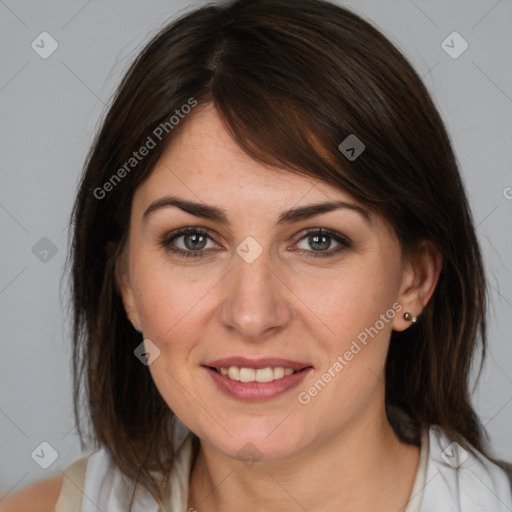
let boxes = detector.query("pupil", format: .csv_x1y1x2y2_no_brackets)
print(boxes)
185,233,207,250
310,234,330,251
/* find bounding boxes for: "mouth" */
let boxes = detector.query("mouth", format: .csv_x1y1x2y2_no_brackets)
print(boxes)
202,357,313,401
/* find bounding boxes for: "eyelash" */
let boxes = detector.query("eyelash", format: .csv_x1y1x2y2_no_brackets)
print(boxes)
160,227,352,259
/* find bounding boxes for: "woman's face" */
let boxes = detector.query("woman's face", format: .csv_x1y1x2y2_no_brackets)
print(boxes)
118,104,425,462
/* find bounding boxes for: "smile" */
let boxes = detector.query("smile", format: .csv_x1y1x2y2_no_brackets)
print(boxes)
202,357,313,401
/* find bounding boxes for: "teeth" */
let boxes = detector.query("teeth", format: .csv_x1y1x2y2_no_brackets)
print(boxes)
240,368,256,382
217,366,297,382
227,366,239,381
255,367,274,382
274,366,284,379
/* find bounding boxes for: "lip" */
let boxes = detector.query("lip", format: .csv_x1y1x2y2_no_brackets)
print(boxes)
204,357,311,371
202,357,313,402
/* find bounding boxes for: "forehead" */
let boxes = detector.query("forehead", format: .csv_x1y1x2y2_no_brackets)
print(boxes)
134,105,362,213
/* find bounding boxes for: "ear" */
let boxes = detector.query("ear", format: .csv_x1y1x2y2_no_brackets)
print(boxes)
115,245,142,332
392,240,442,332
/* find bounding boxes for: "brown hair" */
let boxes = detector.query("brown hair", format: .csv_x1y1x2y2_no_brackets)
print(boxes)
68,0,503,506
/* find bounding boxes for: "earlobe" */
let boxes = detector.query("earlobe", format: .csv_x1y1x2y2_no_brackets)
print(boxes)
392,241,442,332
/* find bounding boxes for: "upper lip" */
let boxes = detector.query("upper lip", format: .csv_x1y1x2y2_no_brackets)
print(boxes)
204,357,312,371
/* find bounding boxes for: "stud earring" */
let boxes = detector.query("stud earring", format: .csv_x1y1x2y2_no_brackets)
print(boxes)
403,312,417,323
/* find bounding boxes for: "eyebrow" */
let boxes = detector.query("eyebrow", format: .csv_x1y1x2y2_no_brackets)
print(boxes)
142,196,371,225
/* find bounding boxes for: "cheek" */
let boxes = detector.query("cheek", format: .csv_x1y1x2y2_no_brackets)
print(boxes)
292,274,399,440
298,258,401,410
131,255,222,353
290,257,400,351
131,261,218,418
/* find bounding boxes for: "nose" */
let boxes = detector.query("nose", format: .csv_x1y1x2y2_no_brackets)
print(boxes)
218,246,292,342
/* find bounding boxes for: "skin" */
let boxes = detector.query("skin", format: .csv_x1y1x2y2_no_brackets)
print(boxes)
117,104,442,512
0,473,63,511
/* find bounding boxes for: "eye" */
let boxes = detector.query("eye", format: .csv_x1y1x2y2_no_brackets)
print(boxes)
160,227,217,258
160,227,352,260
294,228,351,257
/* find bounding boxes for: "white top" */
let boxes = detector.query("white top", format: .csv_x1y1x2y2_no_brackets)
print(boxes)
58,424,512,511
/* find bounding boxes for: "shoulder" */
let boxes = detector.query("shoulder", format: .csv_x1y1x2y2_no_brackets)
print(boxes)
422,425,512,510
0,449,101,512
0,473,64,512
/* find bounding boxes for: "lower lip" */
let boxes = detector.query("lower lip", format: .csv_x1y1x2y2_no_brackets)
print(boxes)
204,366,312,401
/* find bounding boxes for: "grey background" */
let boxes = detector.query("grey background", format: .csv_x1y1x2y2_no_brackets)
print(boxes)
1,0,511,497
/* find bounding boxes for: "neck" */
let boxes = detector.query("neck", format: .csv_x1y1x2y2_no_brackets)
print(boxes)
188,396,420,512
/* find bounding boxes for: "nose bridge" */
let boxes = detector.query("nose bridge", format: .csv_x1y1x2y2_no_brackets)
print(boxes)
219,242,290,339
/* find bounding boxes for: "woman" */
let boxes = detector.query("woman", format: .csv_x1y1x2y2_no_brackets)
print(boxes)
4,0,511,510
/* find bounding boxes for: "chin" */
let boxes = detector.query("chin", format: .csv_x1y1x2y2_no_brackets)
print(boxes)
203,420,310,463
